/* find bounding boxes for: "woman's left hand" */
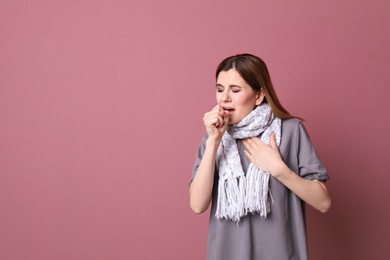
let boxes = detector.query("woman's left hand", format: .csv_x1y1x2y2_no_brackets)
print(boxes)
244,133,331,212
243,133,288,177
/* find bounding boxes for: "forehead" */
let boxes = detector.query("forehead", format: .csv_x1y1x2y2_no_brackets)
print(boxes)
217,69,248,86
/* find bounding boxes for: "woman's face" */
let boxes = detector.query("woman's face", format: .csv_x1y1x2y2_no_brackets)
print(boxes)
216,69,264,124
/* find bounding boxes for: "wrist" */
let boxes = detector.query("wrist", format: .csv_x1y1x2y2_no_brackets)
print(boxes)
205,138,221,151
272,163,292,180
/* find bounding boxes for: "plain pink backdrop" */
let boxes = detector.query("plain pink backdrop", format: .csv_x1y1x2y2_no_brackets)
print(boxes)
1,1,389,259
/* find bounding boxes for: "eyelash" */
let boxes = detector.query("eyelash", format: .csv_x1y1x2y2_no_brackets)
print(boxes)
217,89,240,93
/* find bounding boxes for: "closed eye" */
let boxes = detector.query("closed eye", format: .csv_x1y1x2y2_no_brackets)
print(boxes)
216,84,242,93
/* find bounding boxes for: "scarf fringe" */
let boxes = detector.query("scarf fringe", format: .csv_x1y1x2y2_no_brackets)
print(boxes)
245,165,271,218
216,175,246,222
216,164,272,222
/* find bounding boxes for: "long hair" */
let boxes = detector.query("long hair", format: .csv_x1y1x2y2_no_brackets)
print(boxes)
216,53,300,120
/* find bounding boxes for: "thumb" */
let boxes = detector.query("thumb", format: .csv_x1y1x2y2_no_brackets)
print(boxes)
223,111,230,123
221,114,229,132
221,110,229,126
270,132,278,150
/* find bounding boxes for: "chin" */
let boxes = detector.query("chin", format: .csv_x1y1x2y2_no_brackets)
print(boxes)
229,119,239,125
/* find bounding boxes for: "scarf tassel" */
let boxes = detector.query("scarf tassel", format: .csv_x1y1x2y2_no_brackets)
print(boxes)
216,165,272,222
216,175,246,222
245,164,272,218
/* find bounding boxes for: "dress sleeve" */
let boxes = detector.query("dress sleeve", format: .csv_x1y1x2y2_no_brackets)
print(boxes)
189,134,208,185
296,122,329,181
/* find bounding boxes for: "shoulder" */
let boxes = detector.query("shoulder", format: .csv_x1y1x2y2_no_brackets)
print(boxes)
281,118,304,137
280,118,314,149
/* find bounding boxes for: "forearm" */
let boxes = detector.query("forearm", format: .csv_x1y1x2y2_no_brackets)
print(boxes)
274,166,331,213
189,139,219,214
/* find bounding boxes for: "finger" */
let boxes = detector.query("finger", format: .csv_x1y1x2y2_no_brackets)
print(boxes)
204,114,222,129
222,110,229,124
218,102,230,119
270,132,278,150
243,149,253,160
217,108,229,127
218,106,228,116
216,115,223,128
242,139,256,152
245,137,262,148
210,107,224,128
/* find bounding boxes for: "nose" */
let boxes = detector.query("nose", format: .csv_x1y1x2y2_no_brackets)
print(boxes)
221,90,230,102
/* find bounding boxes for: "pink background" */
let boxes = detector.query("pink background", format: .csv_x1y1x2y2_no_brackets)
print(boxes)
1,1,389,259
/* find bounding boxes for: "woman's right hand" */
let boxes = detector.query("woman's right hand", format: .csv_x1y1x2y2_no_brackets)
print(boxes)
190,104,229,213
203,104,229,141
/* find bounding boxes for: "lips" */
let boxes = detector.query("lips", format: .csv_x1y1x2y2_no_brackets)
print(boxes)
222,107,235,114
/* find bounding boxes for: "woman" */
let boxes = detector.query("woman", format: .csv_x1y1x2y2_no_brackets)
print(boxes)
190,54,331,260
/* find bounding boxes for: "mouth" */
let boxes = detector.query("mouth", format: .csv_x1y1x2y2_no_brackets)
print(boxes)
222,107,235,114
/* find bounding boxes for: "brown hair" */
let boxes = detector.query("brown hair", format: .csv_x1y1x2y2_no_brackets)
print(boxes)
216,53,300,120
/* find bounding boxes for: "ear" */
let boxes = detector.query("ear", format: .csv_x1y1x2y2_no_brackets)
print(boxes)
255,89,265,106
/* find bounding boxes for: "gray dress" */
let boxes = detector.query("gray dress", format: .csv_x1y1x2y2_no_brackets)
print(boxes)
191,118,329,260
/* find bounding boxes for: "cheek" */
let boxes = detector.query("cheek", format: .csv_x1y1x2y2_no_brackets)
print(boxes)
236,94,257,106
216,93,222,103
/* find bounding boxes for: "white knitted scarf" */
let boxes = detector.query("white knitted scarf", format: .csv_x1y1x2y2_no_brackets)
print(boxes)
216,103,281,222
